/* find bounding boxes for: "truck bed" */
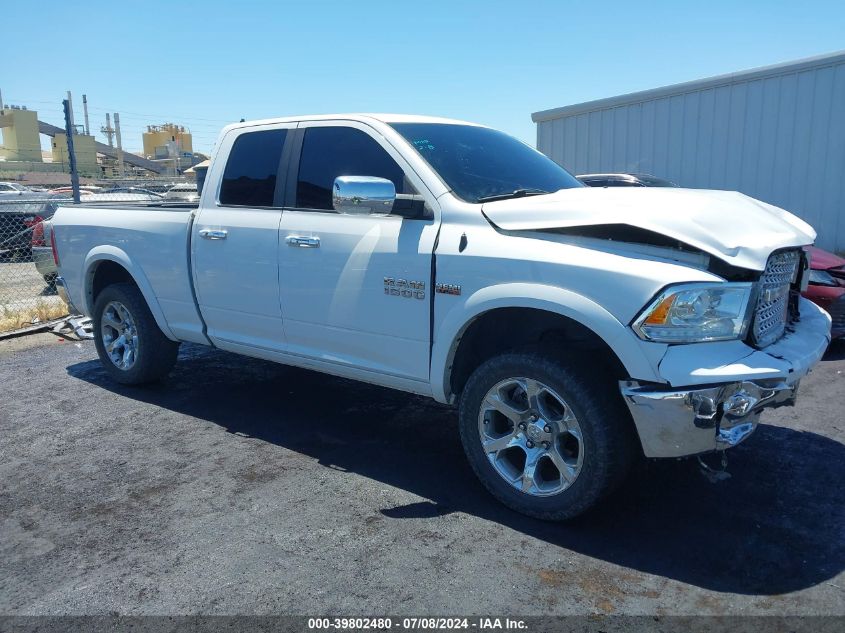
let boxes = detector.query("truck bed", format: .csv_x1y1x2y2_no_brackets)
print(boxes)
53,204,208,344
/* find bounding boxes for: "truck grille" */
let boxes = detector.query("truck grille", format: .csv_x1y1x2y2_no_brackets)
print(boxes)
751,249,801,347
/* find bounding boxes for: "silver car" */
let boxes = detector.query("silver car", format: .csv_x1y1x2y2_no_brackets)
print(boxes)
164,183,199,202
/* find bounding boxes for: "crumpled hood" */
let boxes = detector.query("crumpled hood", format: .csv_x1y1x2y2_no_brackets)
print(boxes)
482,187,816,271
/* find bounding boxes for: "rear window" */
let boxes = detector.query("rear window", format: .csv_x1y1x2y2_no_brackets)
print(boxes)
219,129,287,206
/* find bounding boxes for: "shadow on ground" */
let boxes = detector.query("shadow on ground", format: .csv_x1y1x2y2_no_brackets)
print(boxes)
67,342,845,596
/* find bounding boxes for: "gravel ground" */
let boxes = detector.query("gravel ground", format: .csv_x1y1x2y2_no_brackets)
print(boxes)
0,334,843,616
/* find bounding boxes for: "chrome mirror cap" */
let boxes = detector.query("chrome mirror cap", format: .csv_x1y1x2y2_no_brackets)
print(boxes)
332,176,395,216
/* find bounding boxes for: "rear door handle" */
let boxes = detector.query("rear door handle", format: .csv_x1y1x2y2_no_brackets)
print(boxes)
286,235,320,248
199,229,228,240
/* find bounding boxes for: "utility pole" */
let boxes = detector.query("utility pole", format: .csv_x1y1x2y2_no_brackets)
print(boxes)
63,99,81,204
101,113,115,147
82,94,90,136
114,112,125,178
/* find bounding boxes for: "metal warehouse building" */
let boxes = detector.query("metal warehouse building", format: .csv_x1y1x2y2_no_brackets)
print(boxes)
532,51,845,252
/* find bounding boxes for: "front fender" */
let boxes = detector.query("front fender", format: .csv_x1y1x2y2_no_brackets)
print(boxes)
83,246,177,341
430,282,664,403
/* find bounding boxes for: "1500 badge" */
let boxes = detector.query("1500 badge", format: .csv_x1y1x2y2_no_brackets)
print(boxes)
384,277,425,300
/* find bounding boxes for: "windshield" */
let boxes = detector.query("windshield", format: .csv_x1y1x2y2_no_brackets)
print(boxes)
390,123,582,203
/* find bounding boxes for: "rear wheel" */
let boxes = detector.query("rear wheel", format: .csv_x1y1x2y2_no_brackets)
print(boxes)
458,352,635,521
92,282,179,384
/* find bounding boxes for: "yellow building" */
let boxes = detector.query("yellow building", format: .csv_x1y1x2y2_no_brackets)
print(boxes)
0,107,42,162
52,133,99,176
142,123,193,160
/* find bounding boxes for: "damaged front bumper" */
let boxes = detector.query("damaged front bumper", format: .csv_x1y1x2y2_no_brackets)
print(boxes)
619,298,831,458
620,379,799,457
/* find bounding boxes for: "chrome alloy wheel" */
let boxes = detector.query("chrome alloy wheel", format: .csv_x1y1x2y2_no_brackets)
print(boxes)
100,301,139,371
478,377,584,497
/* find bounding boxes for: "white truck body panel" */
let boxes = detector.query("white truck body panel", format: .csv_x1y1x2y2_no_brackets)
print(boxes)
192,204,285,350
55,205,206,344
276,209,437,381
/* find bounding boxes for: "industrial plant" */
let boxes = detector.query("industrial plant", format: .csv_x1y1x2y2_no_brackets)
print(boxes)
0,91,207,184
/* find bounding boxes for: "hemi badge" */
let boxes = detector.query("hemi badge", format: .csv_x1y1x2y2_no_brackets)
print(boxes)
435,283,462,296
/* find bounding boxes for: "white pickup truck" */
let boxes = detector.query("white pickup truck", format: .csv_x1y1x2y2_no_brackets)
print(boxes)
51,114,831,520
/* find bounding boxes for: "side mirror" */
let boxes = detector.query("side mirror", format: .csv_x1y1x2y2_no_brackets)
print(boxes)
332,176,395,216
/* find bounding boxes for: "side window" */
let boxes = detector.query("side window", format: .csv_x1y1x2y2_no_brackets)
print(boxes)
296,126,413,210
219,129,287,206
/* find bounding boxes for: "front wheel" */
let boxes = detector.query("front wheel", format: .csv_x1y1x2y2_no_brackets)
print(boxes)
92,282,179,385
458,352,636,521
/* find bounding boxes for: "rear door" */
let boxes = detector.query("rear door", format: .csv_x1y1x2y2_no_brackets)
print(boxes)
276,121,439,381
192,123,295,351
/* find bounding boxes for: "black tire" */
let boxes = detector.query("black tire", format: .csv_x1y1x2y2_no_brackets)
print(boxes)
458,352,636,521
92,282,179,385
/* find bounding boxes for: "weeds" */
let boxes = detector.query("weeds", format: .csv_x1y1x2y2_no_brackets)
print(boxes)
0,299,68,333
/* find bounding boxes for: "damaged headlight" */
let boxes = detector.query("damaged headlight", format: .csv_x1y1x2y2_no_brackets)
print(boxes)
633,283,754,343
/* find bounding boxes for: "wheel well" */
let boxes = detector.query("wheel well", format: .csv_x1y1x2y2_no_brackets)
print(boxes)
448,308,627,400
89,260,135,306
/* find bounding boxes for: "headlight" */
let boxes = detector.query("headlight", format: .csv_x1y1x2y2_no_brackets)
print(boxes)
808,269,838,287
633,283,754,343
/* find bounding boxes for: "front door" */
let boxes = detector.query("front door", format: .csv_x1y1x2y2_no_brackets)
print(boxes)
277,122,439,381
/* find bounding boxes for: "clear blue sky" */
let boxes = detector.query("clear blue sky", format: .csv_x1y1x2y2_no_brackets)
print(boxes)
4,0,845,155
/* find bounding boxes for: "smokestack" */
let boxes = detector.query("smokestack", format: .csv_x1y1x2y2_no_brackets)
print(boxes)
114,112,125,178
104,113,114,147
82,94,90,136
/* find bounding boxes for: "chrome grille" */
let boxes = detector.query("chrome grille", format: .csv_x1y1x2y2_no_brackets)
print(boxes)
751,250,801,347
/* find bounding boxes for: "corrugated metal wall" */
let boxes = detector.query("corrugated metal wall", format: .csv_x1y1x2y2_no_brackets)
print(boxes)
534,53,845,252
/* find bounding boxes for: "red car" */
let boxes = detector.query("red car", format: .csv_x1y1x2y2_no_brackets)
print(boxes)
804,246,845,338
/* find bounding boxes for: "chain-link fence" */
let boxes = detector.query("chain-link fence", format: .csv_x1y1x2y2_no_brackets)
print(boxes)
0,196,70,332
0,179,198,333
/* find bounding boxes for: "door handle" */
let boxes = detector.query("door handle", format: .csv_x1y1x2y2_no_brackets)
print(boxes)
199,229,228,240
286,235,320,248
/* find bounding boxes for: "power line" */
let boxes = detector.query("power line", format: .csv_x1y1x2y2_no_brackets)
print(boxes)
32,110,227,129
83,104,232,124
7,96,236,124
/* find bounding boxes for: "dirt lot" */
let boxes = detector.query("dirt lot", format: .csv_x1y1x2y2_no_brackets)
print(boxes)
0,334,843,616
